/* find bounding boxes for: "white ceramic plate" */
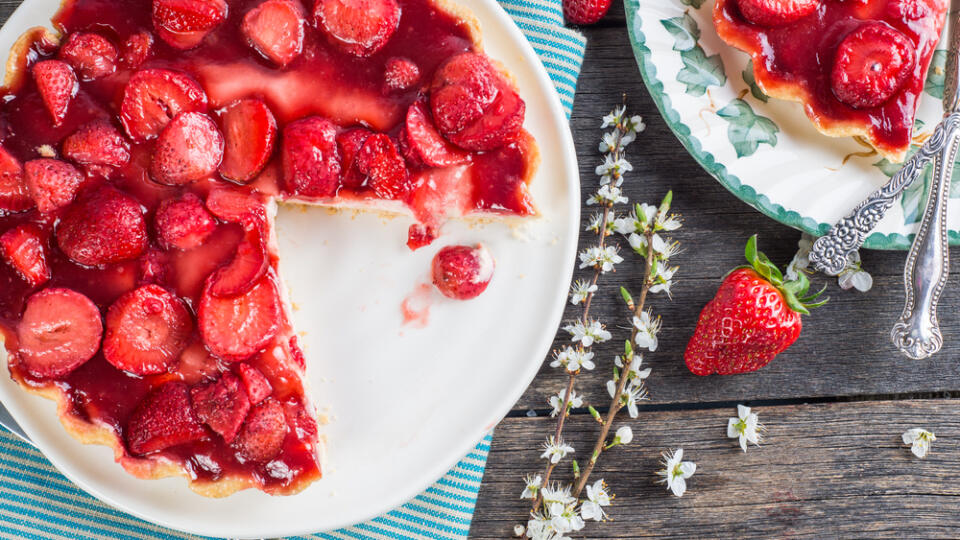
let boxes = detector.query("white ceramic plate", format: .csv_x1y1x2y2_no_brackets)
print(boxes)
0,0,579,536
626,0,955,249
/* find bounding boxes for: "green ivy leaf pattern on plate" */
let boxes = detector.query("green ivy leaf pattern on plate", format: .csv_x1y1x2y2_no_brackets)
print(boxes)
716,98,779,157
680,0,706,9
742,60,769,102
660,13,700,52
925,50,946,99
661,14,726,96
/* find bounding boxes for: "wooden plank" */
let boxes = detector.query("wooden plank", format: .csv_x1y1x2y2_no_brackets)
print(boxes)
473,399,960,538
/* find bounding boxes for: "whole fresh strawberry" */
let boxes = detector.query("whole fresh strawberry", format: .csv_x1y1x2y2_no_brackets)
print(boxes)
563,0,612,25
684,235,826,375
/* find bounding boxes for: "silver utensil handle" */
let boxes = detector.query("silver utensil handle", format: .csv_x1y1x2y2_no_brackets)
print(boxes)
809,112,960,276
890,128,960,359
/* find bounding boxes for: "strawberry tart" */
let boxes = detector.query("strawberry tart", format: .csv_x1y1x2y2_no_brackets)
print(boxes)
0,0,539,496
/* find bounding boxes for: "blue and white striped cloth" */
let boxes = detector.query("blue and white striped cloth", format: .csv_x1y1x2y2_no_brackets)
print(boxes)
0,1,585,538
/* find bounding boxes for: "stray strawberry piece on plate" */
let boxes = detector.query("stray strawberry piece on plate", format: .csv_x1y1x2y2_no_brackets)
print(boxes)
121,31,153,69
735,0,819,26
63,120,130,168
190,372,251,443
383,57,419,92
32,60,77,127
402,101,470,167
17,288,102,379
831,23,916,109
126,381,206,455
314,0,400,57
209,230,268,297
406,223,437,251
0,224,51,287
199,274,281,361
152,0,228,50
24,158,83,213
234,398,286,462
282,116,341,198
58,32,118,80
150,112,224,185
431,244,494,300
0,146,32,214
120,68,208,142
563,0,612,24
242,0,305,67
155,192,217,250
218,98,278,183
684,235,827,376
236,363,272,404
56,186,148,266
104,284,192,375
357,134,411,200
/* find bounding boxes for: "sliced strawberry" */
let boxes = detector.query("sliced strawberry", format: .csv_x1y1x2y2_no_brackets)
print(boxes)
150,112,224,185
403,101,470,167
198,274,281,360
357,134,411,200
0,224,50,287
208,230,268,297
314,0,400,57
56,186,148,266
431,244,495,300
831,23,916,109
126,381,206,455
32,60,78,127
282,116,341,198
242,0,305,67
17,288,102,379
152,0,228,50
283,397,317,439
205,186,266,224
236,363,272,404
190,372,250,443
103,284,191,375
217,98,277,183
233,398,286,462
120,68,208,141
154,192,217,250
430,53,499,135
383,57,419,92
447,81,524,151
336,127,372,189
406,223,437,251
23,158,83,213
735,0,819,26
0,146,34,214
58,32,118,81
138,247,170,285
121,31,154,69
62,120,130,168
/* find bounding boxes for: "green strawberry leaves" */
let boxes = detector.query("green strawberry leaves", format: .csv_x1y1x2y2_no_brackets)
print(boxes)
741,235,827,315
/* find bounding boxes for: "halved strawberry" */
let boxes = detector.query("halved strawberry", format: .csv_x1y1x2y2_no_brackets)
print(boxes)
0,146,34,214
313,0,400,57
242,0,305,67
208,230,268,297
103,284,192,375
403,101,470,167
62,120,130,168
198,274,280,360
357,134,411,200
233,398,286,462
23,158,83,214
56,186,148,266
205,186,266,224
383,57,419,92
32,60,78,127
336,127,372,189
447,81,525,151
831,23,916,109
217,98,277,183
431,244,495,300
150,111,224,185
152,0,228,50
121,31,153,69
190,371,250,443
235,363,272,404
0,224,50,287
58,32,118,81
155,192,217,250
735,0,819,26
120,68,208,141
282,116,341,198
17,287,102,379
406,223,437,251
126,381,206,455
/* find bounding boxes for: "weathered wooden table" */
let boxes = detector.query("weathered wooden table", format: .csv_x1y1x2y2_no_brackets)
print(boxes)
472,4,960,537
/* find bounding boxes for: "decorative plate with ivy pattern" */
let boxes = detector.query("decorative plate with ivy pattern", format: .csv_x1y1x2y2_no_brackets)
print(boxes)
625,0,956,249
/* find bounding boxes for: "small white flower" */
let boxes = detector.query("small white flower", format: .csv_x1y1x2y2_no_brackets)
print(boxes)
614,354,652,382
619,129,636,147
549,388,583,417
615,425,633,445
649,265,678,295
656,448,696,497
564,320,611,347
612,211,640,235
656,212,681,231
632,310,661,352
902,428,936,458
525,512,552,540
540,436,574,464
585,212,603,233
601,106,625,128
629,115,645,133
580,479,612,521
607,379,648,418
785,233,814,281
588,184,629,205
628,232,671,258
520,474,542,499
549,346,596,372
578,245,624,273
635,202,658,230
513,523,526,537
727,404,763,452
569,279,597,305
540,483,575,505
548,502,584,534
839,268,873,292
598,131,619,153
